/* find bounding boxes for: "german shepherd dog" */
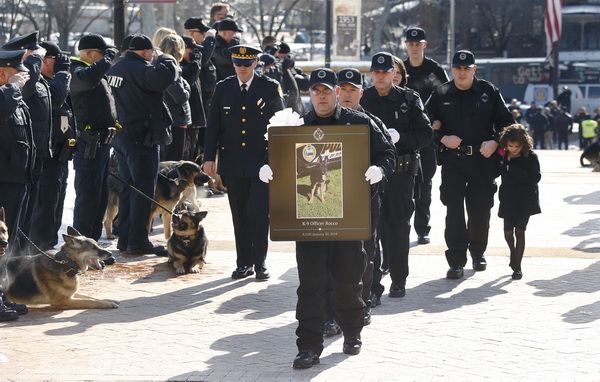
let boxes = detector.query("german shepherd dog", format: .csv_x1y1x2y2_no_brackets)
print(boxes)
150,161,208,239
104,152,120,239
580,142,600,168
167,210,208,274
0,226,119,309
308,156,329,204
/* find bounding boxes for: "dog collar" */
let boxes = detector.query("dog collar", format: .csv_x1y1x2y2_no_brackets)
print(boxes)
182,236,192,247
54,251,81,277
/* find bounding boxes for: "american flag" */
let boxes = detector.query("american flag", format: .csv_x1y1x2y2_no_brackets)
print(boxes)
545,0,562,56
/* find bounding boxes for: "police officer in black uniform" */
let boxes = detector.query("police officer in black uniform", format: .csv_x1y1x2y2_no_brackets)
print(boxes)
0,50,34,321
180,35,205,161
260,68,395,368
426,50,514,279
212,19,242,81
27,41,76,251
2,32,52,250
184,17,217,119
361,52,432,299
107,35,178,255
204,44,284,280
70,34,119,242
403,27,449,245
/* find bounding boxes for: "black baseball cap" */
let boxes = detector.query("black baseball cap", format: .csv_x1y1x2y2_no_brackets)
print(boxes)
0,50,28,71
309,68,337,90
121,35,135,51
184,17,210,33
337,68,362,88
39,41,69,58
370,52,394,72
218,19,243,32
129,35,153,51
78,34,111,51
452,50,475,67
182,35,200,50
259,54,275,67
405,27,426,42
2,31,40,51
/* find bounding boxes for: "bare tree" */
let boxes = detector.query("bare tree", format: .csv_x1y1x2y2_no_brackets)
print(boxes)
473,0,520,56
44,0,89,49
228,0,303,44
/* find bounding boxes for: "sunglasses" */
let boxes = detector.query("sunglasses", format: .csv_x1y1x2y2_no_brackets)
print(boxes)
234,62,253,68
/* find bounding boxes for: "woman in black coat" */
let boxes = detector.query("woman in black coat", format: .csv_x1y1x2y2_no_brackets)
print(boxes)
498,124,541,280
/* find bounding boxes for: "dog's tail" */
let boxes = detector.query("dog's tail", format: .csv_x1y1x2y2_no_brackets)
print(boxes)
581,152,588,167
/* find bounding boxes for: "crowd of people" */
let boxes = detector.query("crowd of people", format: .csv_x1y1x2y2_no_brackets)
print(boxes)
0,14,547,368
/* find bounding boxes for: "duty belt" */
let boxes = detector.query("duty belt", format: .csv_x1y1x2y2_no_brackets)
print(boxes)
444,144,481,158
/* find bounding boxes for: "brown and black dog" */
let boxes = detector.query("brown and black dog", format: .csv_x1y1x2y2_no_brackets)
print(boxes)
308,156,329,204
167,210,208,274
580,142,600,169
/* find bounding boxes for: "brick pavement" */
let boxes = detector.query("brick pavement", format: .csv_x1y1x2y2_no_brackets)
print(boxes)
1,149,599,382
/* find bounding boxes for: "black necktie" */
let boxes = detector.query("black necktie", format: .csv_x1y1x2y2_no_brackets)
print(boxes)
241,83,247,96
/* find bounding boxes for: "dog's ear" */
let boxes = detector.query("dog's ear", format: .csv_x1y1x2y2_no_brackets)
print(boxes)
195,211,208,222
0,207,4,222
67,226,83,237
62,233,80,247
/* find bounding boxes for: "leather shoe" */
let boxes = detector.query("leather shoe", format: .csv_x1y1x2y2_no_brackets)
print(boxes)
472,255,487,271
0,294,27,315
0,302,18,321
512,270,523,280
371,293,381,308
323,318,341,337
342,338,362,355
417,235,430,244
293,350,320,369
364,308,372,326
380,267,390,276
126,244,165,255
231,266,254,279
446,266,464,279
255,266,270,280
389,282,406,298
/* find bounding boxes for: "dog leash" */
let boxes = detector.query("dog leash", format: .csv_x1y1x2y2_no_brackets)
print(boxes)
16,228,82,277
109,172,176,215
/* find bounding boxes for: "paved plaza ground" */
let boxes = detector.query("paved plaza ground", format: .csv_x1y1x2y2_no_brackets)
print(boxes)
1,148,599,382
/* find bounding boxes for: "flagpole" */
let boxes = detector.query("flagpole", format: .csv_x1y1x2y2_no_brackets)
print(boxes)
551,41,559,100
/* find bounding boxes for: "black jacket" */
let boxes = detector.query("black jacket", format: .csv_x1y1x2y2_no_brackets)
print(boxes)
361,85,432,155
427,77,514,146
107,52,178,145
69,56,117,131
0,84,35,184
212,34,240,81
498,150,541,219
22,54,52,158
302,105,396,178
164,71,192,127
200,36,217,99
204,74,284,177
180,57,206,127
404,56,448,103
42,73,76,163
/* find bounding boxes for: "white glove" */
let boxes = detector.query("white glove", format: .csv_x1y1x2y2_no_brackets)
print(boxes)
364,166,383,184
387,128,400,144
259,164,273,183
8,72,30,88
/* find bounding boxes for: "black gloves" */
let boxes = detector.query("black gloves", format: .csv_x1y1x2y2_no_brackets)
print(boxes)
103,48,119,62
189,48,202,62
53,53,71,73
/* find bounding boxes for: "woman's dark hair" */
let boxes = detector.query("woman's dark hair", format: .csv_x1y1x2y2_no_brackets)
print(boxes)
392,55,408,86
499,123,533,156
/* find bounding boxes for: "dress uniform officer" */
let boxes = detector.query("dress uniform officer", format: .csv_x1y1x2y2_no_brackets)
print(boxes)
107,35,178,255
360,52,432,299
2,31,52,250
0,50,34,321
259,68,395,368
204,44,284,280
426,50,514,279
70,34,119,242
403,27,449,245
27,41,75,251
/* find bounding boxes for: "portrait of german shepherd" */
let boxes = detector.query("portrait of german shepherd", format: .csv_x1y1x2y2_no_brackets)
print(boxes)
167,210,209,274
0,226,119,309
308,156,329,204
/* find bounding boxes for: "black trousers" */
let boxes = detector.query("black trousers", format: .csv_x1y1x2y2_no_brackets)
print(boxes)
0,182,28,251
221,176,269,268
73,141,110,241
28,157,69,250
380,171,415,287
439,154,497,267
414,142,437,236
111,132,159,248
296,240,366,355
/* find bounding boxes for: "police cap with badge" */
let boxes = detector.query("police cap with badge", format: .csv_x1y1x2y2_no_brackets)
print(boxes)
405,27,426,43
2,31,41,51
452,50,475,67
228,44,261,66
184,17,211,33
309,68,337,89
338,68,362,88
0,50,28,71
370,52,394,72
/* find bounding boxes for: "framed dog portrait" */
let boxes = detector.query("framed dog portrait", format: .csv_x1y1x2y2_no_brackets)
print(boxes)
268,124,371,241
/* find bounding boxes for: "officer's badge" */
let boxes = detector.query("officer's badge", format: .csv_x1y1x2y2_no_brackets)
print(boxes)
377,56,385,64
277,85,284,98
317,70,326,79
302,144,317,162
345,71,354,79
313,127,325,141
239,46,247,55
481,92,489,103
459,52,467,60
428,72,437,82
400,102,409,113
411,30,418,37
